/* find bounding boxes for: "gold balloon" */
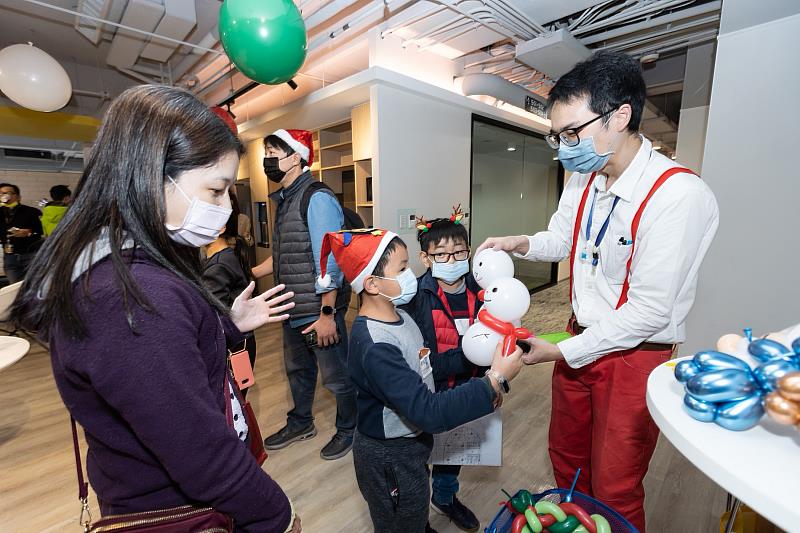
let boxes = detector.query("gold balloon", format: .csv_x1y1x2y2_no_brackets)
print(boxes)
778,372,800,402
764,392,800,425
716,334,743,354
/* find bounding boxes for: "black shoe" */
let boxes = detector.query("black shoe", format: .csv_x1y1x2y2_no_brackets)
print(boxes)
431,496,479,532
425,523,438,533
263,423,317,450
319,432,353,460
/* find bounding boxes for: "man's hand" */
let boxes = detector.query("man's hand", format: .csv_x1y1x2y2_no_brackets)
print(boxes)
301,314,338,348
520,337,564,365
291,514,301,533
476,235,530,256
8,228,32,238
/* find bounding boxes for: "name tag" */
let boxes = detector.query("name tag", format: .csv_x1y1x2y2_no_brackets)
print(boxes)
418,348,433,379
455,318,470,336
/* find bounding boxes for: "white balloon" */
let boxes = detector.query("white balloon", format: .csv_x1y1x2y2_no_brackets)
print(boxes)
0,43,72,112
462,321,503,366
483,277,530,323
472,249,514,289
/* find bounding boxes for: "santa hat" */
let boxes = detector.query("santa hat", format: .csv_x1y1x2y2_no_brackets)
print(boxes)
318,229,399,294
210,106,238,135
271,129,314,171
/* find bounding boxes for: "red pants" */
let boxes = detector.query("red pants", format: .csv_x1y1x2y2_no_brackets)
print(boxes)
548,346,672,532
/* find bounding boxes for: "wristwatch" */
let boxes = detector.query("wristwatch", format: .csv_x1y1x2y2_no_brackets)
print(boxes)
485,369,510,394
321,305,335,316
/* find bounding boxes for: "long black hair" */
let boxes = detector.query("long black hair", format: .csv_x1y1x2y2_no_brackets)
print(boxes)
10,84,245,338
220,190,254,283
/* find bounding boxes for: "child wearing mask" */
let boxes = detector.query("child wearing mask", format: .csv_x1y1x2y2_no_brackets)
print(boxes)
315,229,523,533
401,207,485,531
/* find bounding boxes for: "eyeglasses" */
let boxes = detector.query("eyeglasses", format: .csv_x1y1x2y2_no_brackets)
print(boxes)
427,250,470,263
545,108,616,149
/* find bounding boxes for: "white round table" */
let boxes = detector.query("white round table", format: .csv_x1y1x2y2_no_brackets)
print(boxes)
647,357,800,532
0,335,30,371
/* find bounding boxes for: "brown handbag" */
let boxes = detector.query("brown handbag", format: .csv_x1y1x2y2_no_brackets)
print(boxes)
70,371,269,532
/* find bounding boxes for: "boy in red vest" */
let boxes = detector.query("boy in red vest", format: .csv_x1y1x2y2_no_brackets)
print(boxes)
402,210,485,531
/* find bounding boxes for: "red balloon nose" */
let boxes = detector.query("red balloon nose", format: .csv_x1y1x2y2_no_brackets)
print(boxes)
478,289,485,301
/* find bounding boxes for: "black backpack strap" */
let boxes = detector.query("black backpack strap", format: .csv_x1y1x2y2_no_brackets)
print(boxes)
300,180,336,226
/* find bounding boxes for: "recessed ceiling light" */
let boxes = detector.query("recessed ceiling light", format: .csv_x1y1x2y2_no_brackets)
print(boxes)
641,52,660,63
507,144,516,152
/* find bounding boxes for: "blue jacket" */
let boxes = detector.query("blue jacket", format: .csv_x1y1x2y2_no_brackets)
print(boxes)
402,271,487,391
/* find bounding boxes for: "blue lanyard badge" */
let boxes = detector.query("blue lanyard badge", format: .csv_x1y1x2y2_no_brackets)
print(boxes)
583,189,621,266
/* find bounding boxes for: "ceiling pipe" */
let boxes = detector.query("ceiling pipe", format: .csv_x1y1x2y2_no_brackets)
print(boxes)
488,0,546,34
467,5,535,41
456,73,547,115
431,0,520,42
573,0,697,36
418,22,480,51
403,15,469,45
483,0,543,38
381,5,448,37
581,1,721,45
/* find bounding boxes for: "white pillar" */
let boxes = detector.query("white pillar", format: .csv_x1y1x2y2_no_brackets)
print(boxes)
675,42,715,173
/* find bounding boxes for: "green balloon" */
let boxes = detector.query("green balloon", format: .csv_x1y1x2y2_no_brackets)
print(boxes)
219,0,307,85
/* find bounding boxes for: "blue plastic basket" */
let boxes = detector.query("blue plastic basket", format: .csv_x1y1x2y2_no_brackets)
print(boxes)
485,488,638,533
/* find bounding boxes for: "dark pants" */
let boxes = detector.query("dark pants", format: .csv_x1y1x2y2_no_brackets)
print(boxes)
3,252,34,284
431,464,462,505
283,311,357,435
353,431,434,533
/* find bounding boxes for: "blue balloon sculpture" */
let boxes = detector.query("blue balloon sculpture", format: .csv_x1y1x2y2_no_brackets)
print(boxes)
675,332,800,431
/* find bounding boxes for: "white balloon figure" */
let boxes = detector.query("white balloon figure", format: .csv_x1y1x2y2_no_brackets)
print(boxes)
472,248,514,289
463,262,532,366
482,277,531,323
462,322,504,367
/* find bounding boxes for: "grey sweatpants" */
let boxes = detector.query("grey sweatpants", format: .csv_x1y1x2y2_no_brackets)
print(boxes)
353,431,434,533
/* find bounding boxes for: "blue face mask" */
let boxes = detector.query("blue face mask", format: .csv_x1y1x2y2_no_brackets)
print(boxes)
431,259,469,284
376,269,418,306
558,136,614,174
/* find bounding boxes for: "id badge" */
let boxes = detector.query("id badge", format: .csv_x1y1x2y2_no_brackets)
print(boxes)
418,348,433,379
455,318,470,336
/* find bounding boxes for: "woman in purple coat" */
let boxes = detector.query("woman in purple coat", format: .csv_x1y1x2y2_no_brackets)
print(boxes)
10,85,301,532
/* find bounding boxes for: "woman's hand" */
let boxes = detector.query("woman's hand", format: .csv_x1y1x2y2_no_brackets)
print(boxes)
230,282,295,333
475,235,530,256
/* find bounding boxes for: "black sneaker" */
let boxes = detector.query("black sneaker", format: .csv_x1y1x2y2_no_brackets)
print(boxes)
431,496,479,531
263,423,317,450
319,432,353,460
425,523,438,533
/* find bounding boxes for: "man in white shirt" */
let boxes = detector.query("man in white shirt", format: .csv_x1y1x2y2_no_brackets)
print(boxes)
478,51,719,531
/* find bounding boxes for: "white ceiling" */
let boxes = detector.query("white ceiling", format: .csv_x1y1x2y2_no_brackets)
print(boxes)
0,0,723,156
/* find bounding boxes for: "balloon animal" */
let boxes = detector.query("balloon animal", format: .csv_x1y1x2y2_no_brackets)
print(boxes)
675,332,800,431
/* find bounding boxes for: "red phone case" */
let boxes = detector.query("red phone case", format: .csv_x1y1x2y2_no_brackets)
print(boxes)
229,350,255,390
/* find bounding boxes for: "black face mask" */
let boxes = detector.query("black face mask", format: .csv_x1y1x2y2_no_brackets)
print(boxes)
263,156,289,183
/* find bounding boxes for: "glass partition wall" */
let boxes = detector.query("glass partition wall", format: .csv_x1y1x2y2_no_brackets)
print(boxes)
469,115,563,292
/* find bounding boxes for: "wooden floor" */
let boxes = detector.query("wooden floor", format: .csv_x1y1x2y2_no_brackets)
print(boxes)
0,282,728,532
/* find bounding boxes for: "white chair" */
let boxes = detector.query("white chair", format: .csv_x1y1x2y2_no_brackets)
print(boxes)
0,281,24,334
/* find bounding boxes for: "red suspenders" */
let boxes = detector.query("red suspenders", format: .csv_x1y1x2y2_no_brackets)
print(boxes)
569,167,696,309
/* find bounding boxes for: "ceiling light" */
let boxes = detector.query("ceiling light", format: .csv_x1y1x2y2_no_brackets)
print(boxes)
653,144,662,151
507,143,516,152
641,52,660,64
552,156,559,161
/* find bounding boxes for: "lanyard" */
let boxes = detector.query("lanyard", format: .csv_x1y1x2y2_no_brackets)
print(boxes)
585,188,621,266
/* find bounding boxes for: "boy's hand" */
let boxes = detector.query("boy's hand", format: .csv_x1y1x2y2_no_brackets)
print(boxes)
489,341,524,382
476,236,530,256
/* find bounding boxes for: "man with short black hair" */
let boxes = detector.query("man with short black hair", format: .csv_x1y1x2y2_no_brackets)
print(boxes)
257,129,358,461
41,184,72,237
0,183,43,283
478,51,719,531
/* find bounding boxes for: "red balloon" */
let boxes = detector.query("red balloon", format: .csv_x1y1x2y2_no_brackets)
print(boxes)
210,106,238,135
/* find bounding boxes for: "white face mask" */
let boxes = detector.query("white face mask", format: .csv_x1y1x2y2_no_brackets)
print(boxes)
375,269,418,306
165,176,231,247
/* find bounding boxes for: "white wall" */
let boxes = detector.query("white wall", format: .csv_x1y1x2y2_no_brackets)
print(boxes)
675,105,709,174
0,169,80,207
372,83,472,272
683,7,800,352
